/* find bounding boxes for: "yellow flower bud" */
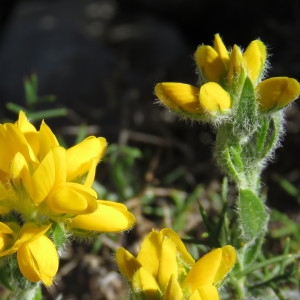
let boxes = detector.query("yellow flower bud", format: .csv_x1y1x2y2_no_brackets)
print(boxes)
243,40,267,83
227,45,245,85
194,45,226,82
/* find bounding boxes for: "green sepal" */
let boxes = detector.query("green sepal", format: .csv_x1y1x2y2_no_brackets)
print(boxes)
238,189,269,242
234,76,258,139
52,222,68,249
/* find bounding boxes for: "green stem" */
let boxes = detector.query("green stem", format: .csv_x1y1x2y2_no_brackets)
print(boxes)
235,252,300,278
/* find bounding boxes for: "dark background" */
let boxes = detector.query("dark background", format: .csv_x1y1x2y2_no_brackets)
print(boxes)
0,0,299,299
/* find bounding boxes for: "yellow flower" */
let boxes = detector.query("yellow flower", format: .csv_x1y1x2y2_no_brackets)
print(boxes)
257,77,300,111
116,228,236,300
227,45,245,86
194,44,226,82
243,39,267,84
0,222,58,286
0,111,135,234
0,112,107,219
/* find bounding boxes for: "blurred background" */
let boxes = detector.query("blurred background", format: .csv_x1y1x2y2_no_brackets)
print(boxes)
0,0,300,299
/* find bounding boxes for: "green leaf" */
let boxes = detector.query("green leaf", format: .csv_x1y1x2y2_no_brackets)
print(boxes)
6,102,27,114
27,108,68,122
238,189,269,242
24,74,38,106
236,251,300,278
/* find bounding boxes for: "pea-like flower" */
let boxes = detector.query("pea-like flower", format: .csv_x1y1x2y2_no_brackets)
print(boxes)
0,112,135,285
0,222,58,286
154,34,300,120
116,228,236,300
0,112,135,228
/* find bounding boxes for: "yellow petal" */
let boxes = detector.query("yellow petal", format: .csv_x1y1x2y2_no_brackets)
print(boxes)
157,237,178,291
161,228,195,265
15,111,35,133
17,223,51,246
199,82,231,112
16,112,39,157
214,245,237,284
69,200,135,232
163,274,183,300
38,121,59,160
190,286,220,300
213,34,230,67
189,289,202,300
17,235,59,286
132,267,161,300
0,223,51,256
46,182,97,214
227,45,245,85
0,124,34,173
30,148,57,204
115,247,142,280
29,146,67,205
136,231,162,277
183,248,223,291
66,137,107,182
83,157,98,187
257,77,300,110
0,222,14,252
243,40,267,83
52,146,67,184
155,82,200,113
194,45,226,82
10,152,31,190
0,222,14,234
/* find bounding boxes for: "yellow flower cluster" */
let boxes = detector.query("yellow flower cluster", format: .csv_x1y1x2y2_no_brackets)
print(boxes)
0,112,135,285
116,228,236,300
155,34,300,119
